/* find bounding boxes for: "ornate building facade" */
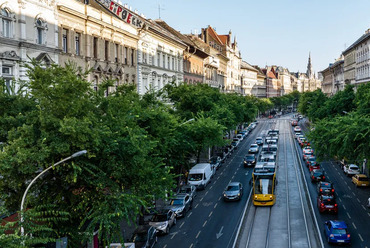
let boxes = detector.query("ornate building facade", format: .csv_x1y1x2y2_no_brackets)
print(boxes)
240,61,258,96
0,0,59,92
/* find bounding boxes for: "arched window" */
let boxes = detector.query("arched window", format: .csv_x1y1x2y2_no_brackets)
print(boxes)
1,8,12,38
35,18,47,45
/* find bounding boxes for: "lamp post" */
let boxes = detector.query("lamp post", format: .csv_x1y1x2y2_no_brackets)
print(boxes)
20,150,87,237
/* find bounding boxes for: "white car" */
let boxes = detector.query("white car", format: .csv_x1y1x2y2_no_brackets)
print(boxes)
236,134,243,141
344,164,360,177
294,126,301,132
248,143,259,154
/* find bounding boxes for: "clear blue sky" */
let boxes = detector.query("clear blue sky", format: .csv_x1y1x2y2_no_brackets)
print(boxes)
122,0,370,74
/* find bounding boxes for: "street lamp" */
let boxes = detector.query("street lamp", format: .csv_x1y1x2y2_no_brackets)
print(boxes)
20,150,87,237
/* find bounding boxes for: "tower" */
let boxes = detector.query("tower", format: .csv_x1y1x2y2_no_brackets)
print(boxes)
307,52,313,79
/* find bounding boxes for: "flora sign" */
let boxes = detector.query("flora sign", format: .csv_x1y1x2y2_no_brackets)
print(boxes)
95,0,144,28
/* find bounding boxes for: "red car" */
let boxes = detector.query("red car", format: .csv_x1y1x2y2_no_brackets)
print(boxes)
309,163,320,172
291,120,298,126
306,156,317,166
317,195,338,214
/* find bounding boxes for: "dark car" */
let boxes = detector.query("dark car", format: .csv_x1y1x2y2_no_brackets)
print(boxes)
178,185,197,199
310,169,325,182
166,193,192,218
131,225,157,248
209,156,222,169
223,182,243,201
305,156,317,167
149,209,176,234
317,195,338,214
317,181,334,196
255,137,264,146
243,154,256,167
324,220,351,244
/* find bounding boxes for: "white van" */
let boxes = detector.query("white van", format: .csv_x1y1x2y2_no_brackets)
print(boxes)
188,163,213,190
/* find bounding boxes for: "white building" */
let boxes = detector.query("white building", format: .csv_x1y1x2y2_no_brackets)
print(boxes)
0,0,58,92
136,19,186,95
240,61,258,96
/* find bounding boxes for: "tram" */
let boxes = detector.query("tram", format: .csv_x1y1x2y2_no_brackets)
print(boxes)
252,163,276,206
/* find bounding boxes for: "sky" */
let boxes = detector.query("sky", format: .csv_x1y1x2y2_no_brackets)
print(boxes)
121,0,370,74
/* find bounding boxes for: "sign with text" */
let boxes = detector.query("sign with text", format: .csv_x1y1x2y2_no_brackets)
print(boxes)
95,0,144,29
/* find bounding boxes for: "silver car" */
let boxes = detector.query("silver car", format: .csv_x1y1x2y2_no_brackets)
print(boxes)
149,209,176,234
249,143,259,154
223,182,243,201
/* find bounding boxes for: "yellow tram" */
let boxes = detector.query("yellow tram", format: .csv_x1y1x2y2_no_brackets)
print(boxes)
252,162,276,206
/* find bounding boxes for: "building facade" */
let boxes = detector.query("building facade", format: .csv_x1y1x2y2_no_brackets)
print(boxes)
240,61,258,96
343,47,356,85
354,30,370,85
320,57,344,95
58,0,139,94
0,0,59,92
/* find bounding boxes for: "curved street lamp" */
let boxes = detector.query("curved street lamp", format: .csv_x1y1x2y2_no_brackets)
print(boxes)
20,150,87,237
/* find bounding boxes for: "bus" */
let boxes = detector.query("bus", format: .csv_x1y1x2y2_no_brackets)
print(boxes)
252,163,276,206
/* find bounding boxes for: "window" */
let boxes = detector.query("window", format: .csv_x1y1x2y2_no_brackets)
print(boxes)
131,48,134,66
124,47,128,64
163,54,165,68
157,52,160,66
75,33,81,55
114,43,118,62
2,66,12,93
105,40,109,61
93,76,98,92
167,56,170,69
62,29,68,53
172,57,174,71
35,18,46,45
1,8,12,38
93,37,98,58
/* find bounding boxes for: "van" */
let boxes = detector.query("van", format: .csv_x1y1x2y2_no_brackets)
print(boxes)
187,163,213,190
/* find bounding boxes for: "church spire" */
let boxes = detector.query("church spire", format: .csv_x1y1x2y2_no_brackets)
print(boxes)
307,52,313,79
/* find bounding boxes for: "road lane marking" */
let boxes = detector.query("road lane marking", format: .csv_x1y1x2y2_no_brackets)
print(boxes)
357,198,361,203
195,203,199,209
352,222,357,229
164,245,167,248
214,203,218,209
352,192,356,196
203,220,207,227
362,205,366,210
234,171,237,175
196,230,201,239
205,191,208,195
231,175,235,179
338,197,342,202
348,186,351,190
345,181,348,185
368,213,370,217
187,212,192,218
171,232,177,239
209,211,213,217
180,222,184,228
359,234,364,242
347,212,351,219
189,244,193,248
200,198,203,202
210,185,213,190
343,205,346,210
221,172,223,175
218,196,222,201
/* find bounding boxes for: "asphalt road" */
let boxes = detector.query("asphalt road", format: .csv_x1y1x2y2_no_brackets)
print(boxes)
297,117,370,248
156,120,273,248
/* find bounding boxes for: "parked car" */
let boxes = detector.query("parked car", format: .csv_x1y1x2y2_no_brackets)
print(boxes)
352,174,370,187
223,182,243,201
248,144,259,154
236,134,244,141
323,220,351,244
291,120,298,126
303,150,314,161
149,209,176,235
344,164,360,177
255,137,264,146
232,138,240,147
243,154,256,167
309,163,320,172
311,169,325,182
317,195,338,214
131,225,157,248
178,185,197,199
317,181,335,196
209,156,222,170
166,193,193,218
306,156,317,167
294,126,301,132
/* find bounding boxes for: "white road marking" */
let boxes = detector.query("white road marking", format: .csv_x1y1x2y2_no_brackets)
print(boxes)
221,172,223,175
180,222,184,228
347,212,351,219
352,222,357,229
195,203,199,209
205,191,208,195
196,231,201,239
210,185,213,190
218,196,222,201
338,197,342,202
345,181,348,185
209,211,213,217
203,220,207,227
189,244,193,248
200,198,203,202
359,234,364,242
231,175,235,179
234,171,237,175
361,205,366,210
352,192,356,196
187,212,192,218
171,232,177,239
357,198,361,203
368,212,370,217
348,186,351,190
164,245,167,248
343,205,346,210
214,203,218,209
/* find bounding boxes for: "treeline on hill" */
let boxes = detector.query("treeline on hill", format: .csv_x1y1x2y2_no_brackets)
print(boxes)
0,61,280,247
298,84,370,166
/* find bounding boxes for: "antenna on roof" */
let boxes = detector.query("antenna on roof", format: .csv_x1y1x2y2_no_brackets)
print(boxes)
158,4,165,19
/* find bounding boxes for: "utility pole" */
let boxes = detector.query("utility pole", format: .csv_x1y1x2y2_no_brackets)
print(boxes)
158,4,164,19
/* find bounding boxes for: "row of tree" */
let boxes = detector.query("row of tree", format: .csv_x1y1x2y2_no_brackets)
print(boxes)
0,61,280,247
298,84,370,167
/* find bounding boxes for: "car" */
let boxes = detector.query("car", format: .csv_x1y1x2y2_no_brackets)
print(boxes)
311,169,325,182
255,137,264,146
260,153,276,162
294,126,301,132
178,185,197,199
317,181,335,196
352,174,370,187
323,220,351,244
317,195,338,214
344,164,360,177
291,120,298,126
303,150,314,161
232,138,240,147
248,144,259,154
243,154,256,167
309,163,320,172
223,182,243,201
236,134,243,141
209,156,222,170
149,209,176,234
306,155,317,167
231,141,238,149
265,139,277,145
130,225,157,248
166,193,193,218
